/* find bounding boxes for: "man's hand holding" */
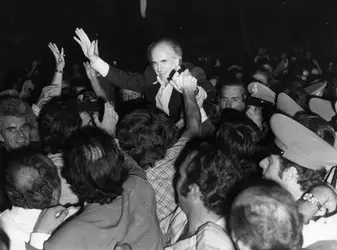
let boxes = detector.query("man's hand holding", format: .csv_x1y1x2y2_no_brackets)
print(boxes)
74,28,98,63
33,205,69,234
48,43,65,71
171,70,197,94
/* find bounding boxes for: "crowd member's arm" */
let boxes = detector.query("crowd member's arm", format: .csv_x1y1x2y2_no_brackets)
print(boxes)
83,62,108,101
31,43,64,116
74,28,147,93
48,43,65,90
172,71,202,139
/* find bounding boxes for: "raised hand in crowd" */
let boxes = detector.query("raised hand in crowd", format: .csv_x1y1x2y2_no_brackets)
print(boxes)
19,79,35,99
35,85,61,110
196,222,235,250
74,28,98,62
48,43,65,72
93,102,119,136
83,61,98,80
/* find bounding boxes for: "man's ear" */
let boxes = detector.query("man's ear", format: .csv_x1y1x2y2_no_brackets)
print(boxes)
0,133,4,142
188,183,201,202
282,166,298,182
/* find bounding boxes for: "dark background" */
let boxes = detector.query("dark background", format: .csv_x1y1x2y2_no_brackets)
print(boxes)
0,0,336,71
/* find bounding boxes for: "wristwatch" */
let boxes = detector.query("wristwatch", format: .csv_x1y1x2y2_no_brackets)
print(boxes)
302,193,322,209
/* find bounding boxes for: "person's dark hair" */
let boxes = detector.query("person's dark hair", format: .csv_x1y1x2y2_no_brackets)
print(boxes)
5,147,60,209
284,87,309,111
216,109,260,159
147,37,182,62
39,96,82,154
175,138,242,216
0,96,36,130
279,156,326,192
230,180,303,250
117,109,178,170
63,127,128,205
294,111,335,146
217,80,248,101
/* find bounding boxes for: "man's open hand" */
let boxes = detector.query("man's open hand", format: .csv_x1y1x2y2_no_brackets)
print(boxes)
74,28,98,62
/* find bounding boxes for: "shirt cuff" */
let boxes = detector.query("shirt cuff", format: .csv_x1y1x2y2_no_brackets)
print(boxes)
90,57,110,77
200,108,208,123
29,232,51,249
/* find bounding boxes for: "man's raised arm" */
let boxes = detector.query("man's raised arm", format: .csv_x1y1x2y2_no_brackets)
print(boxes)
74,28,147,92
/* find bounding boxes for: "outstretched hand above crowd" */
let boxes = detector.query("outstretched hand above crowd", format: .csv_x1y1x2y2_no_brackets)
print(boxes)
48,43,65,71
74,28,98,62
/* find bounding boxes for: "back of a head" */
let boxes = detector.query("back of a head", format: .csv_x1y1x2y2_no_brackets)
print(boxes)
5,147,60,209
216,109,260,159
39,96,82,154
230,180,303,250
284,87,309,111
294,111,335,146
0,96,35,128
63,126,128,205
117,109,178,170
175,138,243,216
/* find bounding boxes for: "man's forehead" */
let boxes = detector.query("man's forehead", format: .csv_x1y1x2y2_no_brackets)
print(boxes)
221,85,244,97
2,116,27,128
151,43,176,61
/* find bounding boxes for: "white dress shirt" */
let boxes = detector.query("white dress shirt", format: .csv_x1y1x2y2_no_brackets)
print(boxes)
0,206,42,250
302,213,337,247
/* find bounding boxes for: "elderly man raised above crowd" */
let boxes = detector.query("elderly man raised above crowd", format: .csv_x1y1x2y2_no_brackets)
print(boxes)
73,28,214,123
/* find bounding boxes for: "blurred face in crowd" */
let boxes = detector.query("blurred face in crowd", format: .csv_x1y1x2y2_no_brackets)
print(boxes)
0,116,31,150
259,155,298,196
259,155,283,183
219,85,246,111
246,105,263,130
151,42,180,83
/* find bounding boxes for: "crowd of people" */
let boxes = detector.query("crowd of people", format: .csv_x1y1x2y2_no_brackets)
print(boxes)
0,27,336,250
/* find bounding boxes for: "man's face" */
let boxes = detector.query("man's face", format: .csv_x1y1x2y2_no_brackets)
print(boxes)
0,116,31,150
151,43,180,83
219,85,246,111
246,105,263,129
259,154,285,186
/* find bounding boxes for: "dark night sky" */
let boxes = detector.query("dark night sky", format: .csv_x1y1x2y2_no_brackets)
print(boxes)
0,0,336,69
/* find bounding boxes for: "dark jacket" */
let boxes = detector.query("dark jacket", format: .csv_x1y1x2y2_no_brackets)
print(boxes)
100,63,215,122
